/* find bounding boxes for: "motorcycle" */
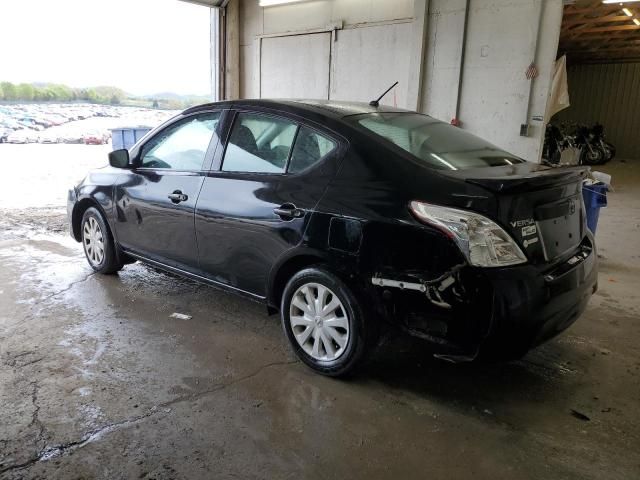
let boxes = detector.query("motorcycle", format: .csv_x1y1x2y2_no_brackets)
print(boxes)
543,122,616,166
575,124,606,166
543,123,571,165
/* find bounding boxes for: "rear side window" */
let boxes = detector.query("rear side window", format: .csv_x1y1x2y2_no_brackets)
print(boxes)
353,113,525,170
222,113,296,173
288,127,336,174
140,112,220,170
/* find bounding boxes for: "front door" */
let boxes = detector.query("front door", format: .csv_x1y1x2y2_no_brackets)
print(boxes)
114,111,221,269
195,110,341,297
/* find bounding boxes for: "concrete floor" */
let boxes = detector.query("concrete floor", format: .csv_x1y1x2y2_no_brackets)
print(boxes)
0,161,638,480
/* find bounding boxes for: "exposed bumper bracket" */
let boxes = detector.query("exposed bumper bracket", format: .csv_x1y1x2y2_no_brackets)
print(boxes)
371,277,426,292
371,270,462,310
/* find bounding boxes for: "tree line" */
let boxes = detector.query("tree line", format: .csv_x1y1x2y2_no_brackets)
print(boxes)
0,81,127,105
0,81,210,109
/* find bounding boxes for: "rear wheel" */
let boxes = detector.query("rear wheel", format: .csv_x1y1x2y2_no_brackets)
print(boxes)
81,207,124,274
281,267,374,377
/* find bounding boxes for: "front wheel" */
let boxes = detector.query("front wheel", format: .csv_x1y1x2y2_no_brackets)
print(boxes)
281,267,375,377
602,141,616,163
580,145,605,165
81,207,124,274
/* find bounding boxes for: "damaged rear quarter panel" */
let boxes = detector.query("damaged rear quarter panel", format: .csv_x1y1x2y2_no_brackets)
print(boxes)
306,140,496,354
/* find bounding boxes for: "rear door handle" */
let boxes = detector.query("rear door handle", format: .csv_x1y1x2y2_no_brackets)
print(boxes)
168,190,188,203
273,204,305,219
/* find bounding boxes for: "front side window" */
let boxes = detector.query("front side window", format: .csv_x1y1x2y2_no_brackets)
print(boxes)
140,112,220,170
352,113,525,170
222,113,297,173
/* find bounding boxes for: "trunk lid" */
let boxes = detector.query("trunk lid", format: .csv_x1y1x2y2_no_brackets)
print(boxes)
442,163,589,265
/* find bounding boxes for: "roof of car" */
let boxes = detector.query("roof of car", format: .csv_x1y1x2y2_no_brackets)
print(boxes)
183,99,412,119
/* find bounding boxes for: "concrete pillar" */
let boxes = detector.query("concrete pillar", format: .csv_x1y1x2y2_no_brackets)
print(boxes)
407,0,430,111
210,7,222,101
224,0,240,100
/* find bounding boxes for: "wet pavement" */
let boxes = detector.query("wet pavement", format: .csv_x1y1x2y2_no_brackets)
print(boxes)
0,159,639,479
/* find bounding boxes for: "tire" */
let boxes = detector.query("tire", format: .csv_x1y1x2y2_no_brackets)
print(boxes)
602,141,616,163
579,146,605,165
281,267,375,377
81,207,124,274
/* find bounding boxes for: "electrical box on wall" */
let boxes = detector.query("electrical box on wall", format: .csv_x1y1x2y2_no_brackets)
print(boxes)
520,124,530,137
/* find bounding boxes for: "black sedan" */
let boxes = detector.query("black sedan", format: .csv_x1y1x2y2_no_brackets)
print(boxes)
67,100,597,376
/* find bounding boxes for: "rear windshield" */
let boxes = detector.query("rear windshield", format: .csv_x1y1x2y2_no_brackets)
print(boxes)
350,113,525,170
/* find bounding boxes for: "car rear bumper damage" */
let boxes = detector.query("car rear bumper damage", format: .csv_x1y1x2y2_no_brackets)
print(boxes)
481,241,597,359
370,240,598,361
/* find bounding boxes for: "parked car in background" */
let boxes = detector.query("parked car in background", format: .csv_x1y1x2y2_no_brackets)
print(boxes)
7,129,37,143
39,131,61,144
67,100,598,377
83,131,109,145
60,132,84,144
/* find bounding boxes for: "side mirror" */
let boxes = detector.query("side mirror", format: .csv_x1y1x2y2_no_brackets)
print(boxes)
108,149,130,168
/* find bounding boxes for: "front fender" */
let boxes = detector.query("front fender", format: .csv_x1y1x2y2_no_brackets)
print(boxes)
68,169,122,241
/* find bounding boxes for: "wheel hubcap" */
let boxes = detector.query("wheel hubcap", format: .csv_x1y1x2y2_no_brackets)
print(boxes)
83,217,105,266
289,282,349,361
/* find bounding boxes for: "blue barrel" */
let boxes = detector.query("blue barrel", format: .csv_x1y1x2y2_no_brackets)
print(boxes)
110,126,152,151
582,183,608,234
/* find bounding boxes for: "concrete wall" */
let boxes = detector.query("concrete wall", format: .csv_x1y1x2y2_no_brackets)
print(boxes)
422,0,563,161
234,0,564,162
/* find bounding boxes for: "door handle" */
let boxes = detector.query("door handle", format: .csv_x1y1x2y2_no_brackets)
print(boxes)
273,204,305,219
168,190,188,203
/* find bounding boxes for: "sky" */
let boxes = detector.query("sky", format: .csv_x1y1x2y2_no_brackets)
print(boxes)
0,0,211,96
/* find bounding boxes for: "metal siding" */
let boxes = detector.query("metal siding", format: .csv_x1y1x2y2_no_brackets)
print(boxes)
557,63,640,159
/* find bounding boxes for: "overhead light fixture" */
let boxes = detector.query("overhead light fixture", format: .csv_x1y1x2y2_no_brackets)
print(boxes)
623,7,633,14
602,1,640,4
634,18,640,24
259,0,311,6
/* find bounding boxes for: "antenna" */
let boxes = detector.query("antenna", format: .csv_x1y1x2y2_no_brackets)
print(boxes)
369,81,399,107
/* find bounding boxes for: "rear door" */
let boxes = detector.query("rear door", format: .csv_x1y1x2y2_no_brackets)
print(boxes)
195,109,342,297
114,111,222,269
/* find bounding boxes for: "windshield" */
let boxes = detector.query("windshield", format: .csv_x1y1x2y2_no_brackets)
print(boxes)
351,113,526,170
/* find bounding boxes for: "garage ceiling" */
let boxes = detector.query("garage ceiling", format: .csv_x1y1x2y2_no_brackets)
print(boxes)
560,0,640,63
179,0,226,6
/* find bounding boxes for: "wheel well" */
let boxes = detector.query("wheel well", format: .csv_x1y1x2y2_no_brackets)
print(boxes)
71,198,100,241
268,255,324,312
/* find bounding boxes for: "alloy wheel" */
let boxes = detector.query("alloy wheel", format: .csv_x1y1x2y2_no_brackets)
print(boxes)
83,216,105,266
289,282,350,361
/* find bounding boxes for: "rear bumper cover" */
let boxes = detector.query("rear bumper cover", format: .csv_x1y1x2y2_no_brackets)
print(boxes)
374,241,597,360
479,242,597,359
